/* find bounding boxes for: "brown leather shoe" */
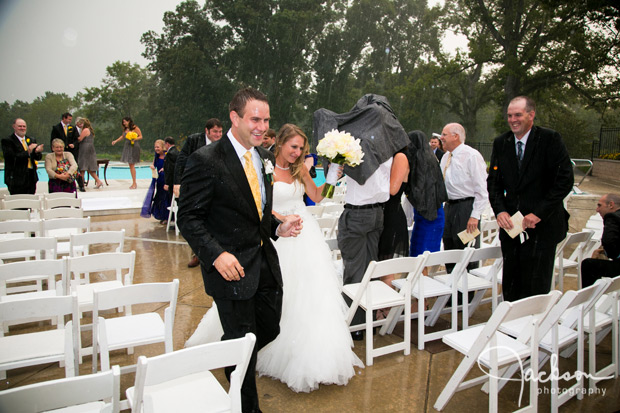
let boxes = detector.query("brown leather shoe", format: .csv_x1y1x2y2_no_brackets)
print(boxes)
187,255,200,268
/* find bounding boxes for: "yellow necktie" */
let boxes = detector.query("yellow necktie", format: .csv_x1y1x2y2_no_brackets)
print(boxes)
442,152,452,178
63,124,67,136
243,151,262,219
20,138,32,169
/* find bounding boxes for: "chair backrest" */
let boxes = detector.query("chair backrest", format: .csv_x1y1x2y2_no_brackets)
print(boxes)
45,197,82,209
69,229,125,256
595,275,620,315
322,204,344,217
564,230,594,261
0,219,41,236
480,219,500,246
65,251,135,291
45,192,78,200
0,365,120,413
0,209,30,221
306,205,324,218
131,333,256,413
1,198,42,211
42,217,90,241
2,194,41,201
346,256,426,326
0,258,66,296
40,207,84,219
468,245,502,264
0,236,57,261
500,291,562,345
424,248,475,283
94,279,179,313
541,278,610,335
0,293,78,334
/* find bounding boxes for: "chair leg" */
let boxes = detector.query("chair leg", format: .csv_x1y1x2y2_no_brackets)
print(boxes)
365,308,374,366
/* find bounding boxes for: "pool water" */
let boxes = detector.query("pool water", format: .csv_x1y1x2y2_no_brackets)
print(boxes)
0,165,326,188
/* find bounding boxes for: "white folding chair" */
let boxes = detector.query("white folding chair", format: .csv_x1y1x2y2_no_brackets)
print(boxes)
45,197,82,209
321,203,344,217
93,279,179,375
316,216,338,238
0,237,57,294
0,294,79,381
0,365,121,413
126,333,256,413
1,198,43,219
469,249,504,312
499,279,610,412
552,230,594,290
166,195,179,236
435,247,496,329
42,217,91,256
387,249,474,350
343,256,425,365
434,291,561,412
480,219,500,248
0,209,30,221
40,207,84,219
69,229,125,257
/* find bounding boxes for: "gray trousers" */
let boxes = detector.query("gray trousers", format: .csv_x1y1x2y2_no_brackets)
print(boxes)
337,206,384,326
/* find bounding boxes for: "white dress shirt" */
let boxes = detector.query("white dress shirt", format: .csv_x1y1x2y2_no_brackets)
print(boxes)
345,157,393,206
440,143,488,219
227,130,266,212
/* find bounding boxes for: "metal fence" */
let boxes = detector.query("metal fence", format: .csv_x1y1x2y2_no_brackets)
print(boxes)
467,142,493,162
591,127,620,159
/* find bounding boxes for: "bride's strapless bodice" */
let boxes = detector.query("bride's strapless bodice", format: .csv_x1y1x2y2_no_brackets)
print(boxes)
273,181,307,216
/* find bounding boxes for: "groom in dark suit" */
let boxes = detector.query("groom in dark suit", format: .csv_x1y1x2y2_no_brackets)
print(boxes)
487,96,573,301
177,88,302,413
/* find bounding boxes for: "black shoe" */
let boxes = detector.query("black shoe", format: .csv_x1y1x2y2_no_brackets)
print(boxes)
351,331,364,341
78,187,85,192
187,255,200,268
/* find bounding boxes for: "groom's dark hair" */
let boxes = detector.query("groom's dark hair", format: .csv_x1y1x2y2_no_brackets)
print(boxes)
229,87,268,118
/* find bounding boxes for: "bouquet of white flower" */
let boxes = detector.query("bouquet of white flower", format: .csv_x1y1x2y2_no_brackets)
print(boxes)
316,129,364,198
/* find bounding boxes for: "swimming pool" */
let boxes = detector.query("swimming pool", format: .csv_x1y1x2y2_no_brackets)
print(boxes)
0,165,326,188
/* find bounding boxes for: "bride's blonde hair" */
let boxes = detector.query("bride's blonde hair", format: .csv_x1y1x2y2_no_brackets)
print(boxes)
274,124,309,185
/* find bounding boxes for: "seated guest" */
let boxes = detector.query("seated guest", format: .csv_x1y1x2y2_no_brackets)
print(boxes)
45,138,78,194
581,193,620,287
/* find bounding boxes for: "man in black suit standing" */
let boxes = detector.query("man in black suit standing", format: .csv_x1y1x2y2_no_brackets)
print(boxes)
430,134,444,161
487,96,573,301
51,112,84,191
162,136,178,201
178,88,302,413
174,118,223,267
261,128,276,153
2,118,43,194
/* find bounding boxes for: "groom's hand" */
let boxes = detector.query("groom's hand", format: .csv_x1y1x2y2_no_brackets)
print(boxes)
214,252,245,281
277,214,303,238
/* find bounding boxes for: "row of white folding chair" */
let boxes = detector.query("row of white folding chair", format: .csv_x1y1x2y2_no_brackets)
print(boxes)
497,277,613,412
434,291,562,412
0,293,80,381
552,230,594,290
2,193,80,207
385,248,476,350
2,192,75,201
126,333,255,413
0,236,58,294
0,365,121,413
0,209,30,222
1,197,82,220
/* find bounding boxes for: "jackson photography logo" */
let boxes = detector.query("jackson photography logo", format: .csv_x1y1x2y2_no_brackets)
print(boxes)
477,346,610,407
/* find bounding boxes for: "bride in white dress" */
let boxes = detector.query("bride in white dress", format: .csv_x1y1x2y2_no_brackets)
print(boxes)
186,123,363,392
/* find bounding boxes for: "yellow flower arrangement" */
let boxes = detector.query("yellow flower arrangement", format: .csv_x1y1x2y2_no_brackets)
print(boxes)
126,131,138,145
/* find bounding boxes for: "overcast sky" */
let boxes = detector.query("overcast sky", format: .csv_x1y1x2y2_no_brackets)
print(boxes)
0,0,461,104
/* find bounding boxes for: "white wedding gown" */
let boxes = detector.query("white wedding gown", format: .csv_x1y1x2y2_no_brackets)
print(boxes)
185,180,363,392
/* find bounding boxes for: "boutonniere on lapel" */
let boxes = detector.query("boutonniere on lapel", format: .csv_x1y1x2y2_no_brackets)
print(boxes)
262,158,274,185
67,126,73,133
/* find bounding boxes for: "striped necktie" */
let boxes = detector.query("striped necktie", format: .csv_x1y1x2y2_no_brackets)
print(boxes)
243,151,262,219
517,141,523,169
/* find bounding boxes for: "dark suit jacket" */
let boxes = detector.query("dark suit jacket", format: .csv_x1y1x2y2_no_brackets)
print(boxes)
487,125,574,247
51,122,79,158
434,148,444,162
177,135,281,300
602,210,620,261
1,134,42,188
174,132,208,185
164,145,179,189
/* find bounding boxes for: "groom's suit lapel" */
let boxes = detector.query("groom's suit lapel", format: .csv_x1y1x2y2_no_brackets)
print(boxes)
220,135,262,221
256,146,273,214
